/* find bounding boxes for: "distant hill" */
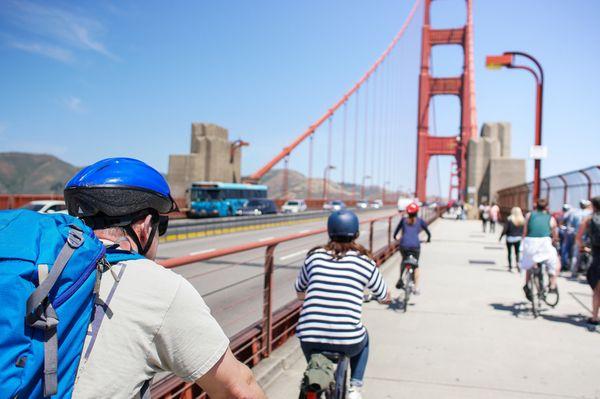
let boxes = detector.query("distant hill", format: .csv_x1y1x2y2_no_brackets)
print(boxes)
0,152,79,194
258,168,402,200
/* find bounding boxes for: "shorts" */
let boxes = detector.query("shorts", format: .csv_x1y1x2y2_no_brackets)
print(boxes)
521,237,558,276
400,247,420,267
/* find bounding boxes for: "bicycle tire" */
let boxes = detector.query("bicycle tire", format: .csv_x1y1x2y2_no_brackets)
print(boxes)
402,268,412,312
333,357,349,399
529,272,539,318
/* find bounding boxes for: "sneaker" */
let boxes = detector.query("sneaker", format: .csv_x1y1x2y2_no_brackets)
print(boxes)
395,278,404,289
523,285,533,302
586,317,599,326
413,288,421,296
348,385,362,399
548,286,558,295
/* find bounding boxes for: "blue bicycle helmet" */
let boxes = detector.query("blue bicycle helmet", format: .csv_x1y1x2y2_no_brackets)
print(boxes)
64,158,177,254
327,210,359,242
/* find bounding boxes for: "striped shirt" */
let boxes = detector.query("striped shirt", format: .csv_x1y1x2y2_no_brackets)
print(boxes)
294,249,388,345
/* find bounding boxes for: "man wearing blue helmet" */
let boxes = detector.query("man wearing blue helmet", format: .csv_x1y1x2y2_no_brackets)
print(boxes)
294,210,391,399
64,158,266,399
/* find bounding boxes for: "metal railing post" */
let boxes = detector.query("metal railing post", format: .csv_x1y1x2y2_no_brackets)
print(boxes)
262,244,276,358
368,221,375,253
387,216,392,247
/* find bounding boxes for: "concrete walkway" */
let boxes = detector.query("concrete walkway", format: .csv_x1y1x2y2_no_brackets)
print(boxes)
265,219,600,399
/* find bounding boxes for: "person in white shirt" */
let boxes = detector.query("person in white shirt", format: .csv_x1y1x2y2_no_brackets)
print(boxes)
64,158,266,399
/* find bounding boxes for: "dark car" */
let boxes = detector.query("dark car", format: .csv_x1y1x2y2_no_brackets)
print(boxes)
236,199,278,216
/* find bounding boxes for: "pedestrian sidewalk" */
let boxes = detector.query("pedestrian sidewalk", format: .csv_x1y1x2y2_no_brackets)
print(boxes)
265,219,600,398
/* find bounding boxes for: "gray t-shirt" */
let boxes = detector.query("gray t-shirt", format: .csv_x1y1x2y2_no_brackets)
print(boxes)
72,256,229,398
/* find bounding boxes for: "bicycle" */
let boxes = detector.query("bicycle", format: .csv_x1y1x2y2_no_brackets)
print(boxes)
528,262,560,318
400,255,419,313
299,351,349,399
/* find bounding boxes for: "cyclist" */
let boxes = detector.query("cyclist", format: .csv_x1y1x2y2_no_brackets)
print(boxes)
393,203,431,294
576,196,600,326
521,198,560,301
295,210,391,399
64,158,266,399
499,206,525,272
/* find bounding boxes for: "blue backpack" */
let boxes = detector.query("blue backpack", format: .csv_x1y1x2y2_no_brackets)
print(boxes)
0,210,140,399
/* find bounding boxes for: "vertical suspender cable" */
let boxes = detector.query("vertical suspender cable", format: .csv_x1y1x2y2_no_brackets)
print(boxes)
361,79,370,199
307,134,314,199
370,70,378,198
353,89,360,200
341,102,348,200
324,117,333,200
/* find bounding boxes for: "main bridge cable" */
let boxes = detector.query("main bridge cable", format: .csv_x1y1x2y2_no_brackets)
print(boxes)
248,0,423,182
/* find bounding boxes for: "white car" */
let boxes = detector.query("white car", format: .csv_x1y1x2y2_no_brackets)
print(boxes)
356,200,369,209
323,200,346,211
281,199,307,213
21,200,68,214
369,200,383,209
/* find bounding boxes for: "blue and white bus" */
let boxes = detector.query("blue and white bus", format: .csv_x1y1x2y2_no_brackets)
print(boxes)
187,182,268,218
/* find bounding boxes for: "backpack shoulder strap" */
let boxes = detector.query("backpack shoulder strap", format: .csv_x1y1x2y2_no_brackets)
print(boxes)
26,226,84,397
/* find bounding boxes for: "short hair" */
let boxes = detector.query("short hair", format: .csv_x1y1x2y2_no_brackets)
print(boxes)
592,196,600,211
536,198,548,210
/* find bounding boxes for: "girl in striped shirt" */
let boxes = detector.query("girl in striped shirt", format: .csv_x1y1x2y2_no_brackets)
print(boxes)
295,210,391,398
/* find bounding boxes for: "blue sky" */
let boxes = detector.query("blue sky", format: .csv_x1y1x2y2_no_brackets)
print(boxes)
0,0,598,197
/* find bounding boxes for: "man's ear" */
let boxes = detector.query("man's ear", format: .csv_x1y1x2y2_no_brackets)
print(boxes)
133,214,154,243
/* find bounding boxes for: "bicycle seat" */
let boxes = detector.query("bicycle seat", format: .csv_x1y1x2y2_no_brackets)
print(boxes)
320,351,346,362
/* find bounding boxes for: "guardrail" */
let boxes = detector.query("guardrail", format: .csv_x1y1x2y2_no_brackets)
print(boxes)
497,165,599,215
151,206,443,398
162,207,395,242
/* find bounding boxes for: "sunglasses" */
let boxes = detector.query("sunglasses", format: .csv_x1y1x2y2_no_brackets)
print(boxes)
151,214,169,236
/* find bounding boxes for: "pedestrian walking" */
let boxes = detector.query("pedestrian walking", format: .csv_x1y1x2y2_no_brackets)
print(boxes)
479,202,490,233
577,196,600,326
490,202,500,233
499,207,525,272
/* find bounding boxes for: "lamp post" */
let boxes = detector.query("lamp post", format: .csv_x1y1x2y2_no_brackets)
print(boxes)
485,51,545,203
360,175,371,199
323,165,336,200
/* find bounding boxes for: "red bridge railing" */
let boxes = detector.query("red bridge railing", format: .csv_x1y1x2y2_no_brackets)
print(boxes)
151,206,443,398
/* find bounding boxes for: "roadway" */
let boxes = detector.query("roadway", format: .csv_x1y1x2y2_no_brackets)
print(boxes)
157,208,398,337
266,218,600,398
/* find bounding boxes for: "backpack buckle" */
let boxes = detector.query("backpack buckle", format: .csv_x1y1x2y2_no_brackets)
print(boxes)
67,228,84,248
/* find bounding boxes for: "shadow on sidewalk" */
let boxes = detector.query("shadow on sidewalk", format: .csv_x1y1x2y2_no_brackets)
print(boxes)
489,302,596,331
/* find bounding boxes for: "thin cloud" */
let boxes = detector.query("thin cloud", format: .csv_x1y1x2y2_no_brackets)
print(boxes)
63,96,85,113
8,40,74,63
1,0,117,62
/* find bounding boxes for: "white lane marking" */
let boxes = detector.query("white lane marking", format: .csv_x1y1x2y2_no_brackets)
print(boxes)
299,229,312,234
258,236,274,242
190,248,216,256
279,250,307,261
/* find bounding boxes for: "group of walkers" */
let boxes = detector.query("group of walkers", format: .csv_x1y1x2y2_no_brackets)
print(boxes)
496,197,600,326
479,201,501,233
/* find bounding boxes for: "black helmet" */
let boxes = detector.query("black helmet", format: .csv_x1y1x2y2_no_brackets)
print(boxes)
64,158,178,255
327,210,359,242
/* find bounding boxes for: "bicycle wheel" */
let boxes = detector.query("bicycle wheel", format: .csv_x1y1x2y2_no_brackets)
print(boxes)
333,357,349,399
402,268,412,312
543,273,560,307
529,273,539,318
